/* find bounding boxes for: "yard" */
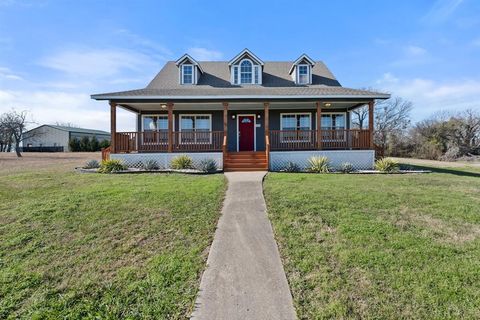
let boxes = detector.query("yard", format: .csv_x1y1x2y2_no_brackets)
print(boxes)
0,153,226,319
264,165,480,319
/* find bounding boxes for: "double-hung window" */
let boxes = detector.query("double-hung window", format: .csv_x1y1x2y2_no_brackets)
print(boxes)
180,115,211,144
143,115,169,144
280,113,311,142
182,65,193,84
297,65,309,84
321,113,346,140
240,60,253,84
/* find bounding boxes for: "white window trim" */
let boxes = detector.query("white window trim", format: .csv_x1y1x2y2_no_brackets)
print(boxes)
179,114,212,144
316,112,347,142
181,64,195,85
280,112,312,143
232,58,262,85
236,114,257,152
141,114,175,145
296,64,310,85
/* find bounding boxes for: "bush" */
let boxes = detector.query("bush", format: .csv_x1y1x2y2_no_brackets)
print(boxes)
308,156,330,173
69,137,80,152
80,136,91,152
197,159,218,173
283,161,301,172
170,155,193,170
89,136,100,152
374,158,399,173
142,159,160,170
340,162,354,173
84,159,100,169
99,139,110,149
98,159,126,173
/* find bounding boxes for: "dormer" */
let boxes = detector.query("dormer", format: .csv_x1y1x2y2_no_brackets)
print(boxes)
289,54,316,85
228,48,264,85
175,54,203,85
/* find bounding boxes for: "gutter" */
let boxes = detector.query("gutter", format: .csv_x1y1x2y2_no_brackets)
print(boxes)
91,94,391,101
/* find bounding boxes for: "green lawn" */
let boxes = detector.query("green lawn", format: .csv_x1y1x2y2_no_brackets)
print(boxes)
0,168,225,319
264,166,480,319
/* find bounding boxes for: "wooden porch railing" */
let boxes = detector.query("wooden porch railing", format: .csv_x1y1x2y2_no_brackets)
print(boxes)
101,146,111,161
269,129,371,151
115,131,224,153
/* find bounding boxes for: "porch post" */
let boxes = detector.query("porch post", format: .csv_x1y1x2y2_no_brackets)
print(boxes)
167,103,174,153
223,102,228,145
264,102,269,141
316,101,322,149
368,100,374,149
109,101,116,153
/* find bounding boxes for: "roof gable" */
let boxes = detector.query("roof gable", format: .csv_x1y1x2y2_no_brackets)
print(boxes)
175,54,204,73
289,53,316,74
228,48,264,66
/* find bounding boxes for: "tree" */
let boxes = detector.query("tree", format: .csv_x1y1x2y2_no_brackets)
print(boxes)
351,106,369,129
79,136,91,152
69,137,81,152
374,97,413,154
99,139,110,149
0,110,36,157
447,109,480,156
89,136,100,152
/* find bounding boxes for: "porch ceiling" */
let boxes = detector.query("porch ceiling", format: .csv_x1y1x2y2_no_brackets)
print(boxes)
119,101,369,113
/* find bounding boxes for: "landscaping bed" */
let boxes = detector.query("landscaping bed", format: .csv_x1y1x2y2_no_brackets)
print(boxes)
264,165,480,319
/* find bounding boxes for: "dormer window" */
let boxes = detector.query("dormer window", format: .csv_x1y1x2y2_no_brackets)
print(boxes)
175,53,203,85
229,49,264,85
290,54,315,85
182,65,193,84
297,65,310,84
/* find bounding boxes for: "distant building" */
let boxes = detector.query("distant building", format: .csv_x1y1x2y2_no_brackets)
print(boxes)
22,125,110,152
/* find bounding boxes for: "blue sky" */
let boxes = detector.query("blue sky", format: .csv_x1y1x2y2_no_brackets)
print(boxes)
1,0,479,131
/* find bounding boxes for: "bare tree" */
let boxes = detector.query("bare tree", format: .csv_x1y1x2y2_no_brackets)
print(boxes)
448,109,480,155
55,121,80,128
351,106,369,129
374,97,413,153
0,110,37,157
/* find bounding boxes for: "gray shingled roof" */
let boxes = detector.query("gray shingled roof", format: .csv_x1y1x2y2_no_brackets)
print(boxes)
91,61,389,100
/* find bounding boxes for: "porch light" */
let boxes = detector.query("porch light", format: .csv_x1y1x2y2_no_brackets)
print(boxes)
160,104,167,109
231,115,236,119
324,103,332,107
257,114,261,119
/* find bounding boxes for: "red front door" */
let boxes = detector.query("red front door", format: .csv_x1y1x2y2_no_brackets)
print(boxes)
238,115,255,151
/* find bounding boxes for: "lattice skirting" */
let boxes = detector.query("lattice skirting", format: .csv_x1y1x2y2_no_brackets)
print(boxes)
270,150,375,171
111,152,223,169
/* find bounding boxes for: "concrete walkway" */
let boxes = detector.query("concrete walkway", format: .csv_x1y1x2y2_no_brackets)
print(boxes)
191,172,296,320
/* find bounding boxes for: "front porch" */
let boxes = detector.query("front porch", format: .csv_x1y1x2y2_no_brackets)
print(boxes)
107,100,376,170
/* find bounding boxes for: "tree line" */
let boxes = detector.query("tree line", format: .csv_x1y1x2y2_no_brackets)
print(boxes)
352,97,480,161
69,136,110,152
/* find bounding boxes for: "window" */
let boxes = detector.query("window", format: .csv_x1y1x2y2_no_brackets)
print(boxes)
240,60,252,84
281,113,311,142
297,65,309,84
180,114,212,143
182,64,193,84
233,66,239,84
321,113,346,141
142,115,170,144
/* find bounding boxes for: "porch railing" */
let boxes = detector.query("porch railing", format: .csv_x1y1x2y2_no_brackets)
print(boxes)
269,129,370,151
115,131,224,153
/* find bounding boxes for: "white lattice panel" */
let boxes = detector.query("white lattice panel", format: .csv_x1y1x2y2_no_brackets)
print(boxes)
111,152,223,170
270,150,374,171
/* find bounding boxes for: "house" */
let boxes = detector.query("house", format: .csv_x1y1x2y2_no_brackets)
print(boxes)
22,125,110,152
91,49,390,171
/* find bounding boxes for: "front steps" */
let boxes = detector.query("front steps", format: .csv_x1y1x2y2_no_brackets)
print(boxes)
224,151,268,172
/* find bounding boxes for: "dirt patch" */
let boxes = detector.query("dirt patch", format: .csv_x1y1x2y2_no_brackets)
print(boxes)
0,152,100,174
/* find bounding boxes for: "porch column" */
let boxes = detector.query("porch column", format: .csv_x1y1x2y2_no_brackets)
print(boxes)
109,101,116,153
223,102,228,146
368,100,374,149
167,103,174,153
316,101,322,149
264,102,269,142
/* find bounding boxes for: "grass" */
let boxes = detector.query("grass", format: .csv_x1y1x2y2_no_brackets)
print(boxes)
0,166,225,319
264,166,480,319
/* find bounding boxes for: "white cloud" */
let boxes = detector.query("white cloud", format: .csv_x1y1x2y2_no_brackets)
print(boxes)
376,73,480,119
0,67,23,81
187,47,223,60
422,0,464,24
0,89,136,131
39,48,160,78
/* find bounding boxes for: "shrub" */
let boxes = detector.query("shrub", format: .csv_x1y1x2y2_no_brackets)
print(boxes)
69,137,80,152
340,162,354,173
84,159,100,169
308,156,330,173
374,158,399,173
98,159,126,173
142,159,160,170
197,159,218,173
170,155,193,170
89,136,100,152
283,161,301,172
99,139,110,149
80,136,91,152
